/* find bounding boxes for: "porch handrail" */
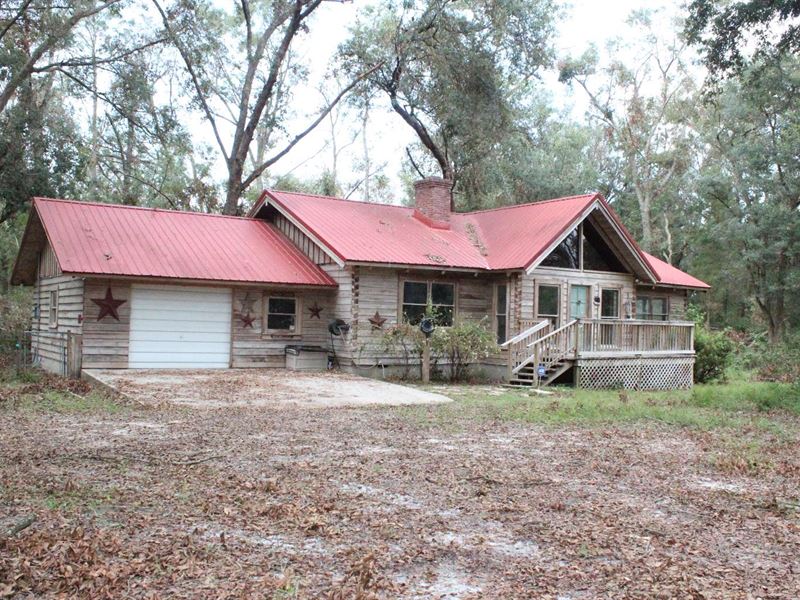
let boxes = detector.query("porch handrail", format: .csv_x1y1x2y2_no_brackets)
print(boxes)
514,319,578,376
500,320,549,349
526,319,578,347
503,319,551,381
577,319,695,354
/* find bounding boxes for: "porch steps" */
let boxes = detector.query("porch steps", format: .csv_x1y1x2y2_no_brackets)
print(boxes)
508,360,574,387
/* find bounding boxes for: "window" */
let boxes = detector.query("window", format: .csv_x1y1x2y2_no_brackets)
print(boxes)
536,284,559,327
583,221,626,272
266,296,298,331
636,296,668,321
495,284,508,344
48,290,58,328
540,228,580,269
539,221,627,273
401,281,455,326
601,288,620,319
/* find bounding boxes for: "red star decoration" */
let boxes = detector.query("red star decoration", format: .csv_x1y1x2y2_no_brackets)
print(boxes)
368,311,387,329
308,302,323,319
91,287,126,321
240,312,256,328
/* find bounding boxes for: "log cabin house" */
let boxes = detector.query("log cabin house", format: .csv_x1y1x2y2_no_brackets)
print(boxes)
10,178,709,388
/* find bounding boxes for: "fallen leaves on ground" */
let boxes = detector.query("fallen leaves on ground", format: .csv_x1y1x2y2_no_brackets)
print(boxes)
1,380,799,599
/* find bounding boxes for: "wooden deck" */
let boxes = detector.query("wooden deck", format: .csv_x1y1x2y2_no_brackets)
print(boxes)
503,319,695,388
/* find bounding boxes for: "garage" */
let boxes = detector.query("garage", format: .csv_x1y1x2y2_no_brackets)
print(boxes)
128,284,232,368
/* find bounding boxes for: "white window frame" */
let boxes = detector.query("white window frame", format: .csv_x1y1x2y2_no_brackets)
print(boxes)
48,289,58,328
600,287,621,320
636,296,669,321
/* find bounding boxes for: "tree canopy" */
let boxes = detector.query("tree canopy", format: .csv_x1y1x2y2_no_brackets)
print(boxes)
0,0,798,343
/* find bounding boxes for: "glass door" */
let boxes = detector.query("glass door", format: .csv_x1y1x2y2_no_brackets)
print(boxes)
569,285,590,320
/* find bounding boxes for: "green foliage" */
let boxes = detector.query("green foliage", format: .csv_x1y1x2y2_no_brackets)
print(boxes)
0,286,32,338
693,326,735,384
405,381,799,430
341,0,558,204
734,332,800,384
380,323,424,380
685,0,800,78
429,319,498,382
694,57,800,342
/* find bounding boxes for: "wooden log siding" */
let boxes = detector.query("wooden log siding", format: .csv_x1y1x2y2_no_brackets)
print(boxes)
272,213,334,265
634,287,689,321
81,280,132,369
32,275,84,373
346,267,499,367
230,286,338,368
521,268,636,326
30,242,85,374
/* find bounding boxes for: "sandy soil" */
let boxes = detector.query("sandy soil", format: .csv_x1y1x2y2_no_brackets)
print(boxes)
1,388,799,598
84,368,453,408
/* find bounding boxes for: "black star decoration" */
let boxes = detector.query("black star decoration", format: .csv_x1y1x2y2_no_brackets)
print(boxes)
308,302,323,319
240,312,256,328
368,311,387,329
91,287,126,321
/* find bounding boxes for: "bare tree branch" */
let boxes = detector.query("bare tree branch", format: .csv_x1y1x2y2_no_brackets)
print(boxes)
241,60,384,191
150,0,230,162
0,0,124,114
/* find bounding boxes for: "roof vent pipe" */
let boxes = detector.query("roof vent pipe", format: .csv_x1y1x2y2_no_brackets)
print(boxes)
413,177,452,229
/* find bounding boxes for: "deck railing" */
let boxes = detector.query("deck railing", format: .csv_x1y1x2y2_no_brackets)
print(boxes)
520,319,579,376
501,319,550,380
577,319,695,355
505,318,695,381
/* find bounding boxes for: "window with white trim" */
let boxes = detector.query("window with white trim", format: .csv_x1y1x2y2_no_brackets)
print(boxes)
401,281,455,326
48,290,58,328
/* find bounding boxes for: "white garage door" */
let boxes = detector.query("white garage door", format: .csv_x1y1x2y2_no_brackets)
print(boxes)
129,284,232,368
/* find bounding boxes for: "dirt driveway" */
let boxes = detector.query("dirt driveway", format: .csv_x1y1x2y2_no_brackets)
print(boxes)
1,381,799,598
83,368,452,408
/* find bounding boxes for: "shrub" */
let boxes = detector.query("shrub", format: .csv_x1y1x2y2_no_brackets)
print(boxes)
0,287,33,338
380,323,424,379
430,318,498,382
687,306,735,384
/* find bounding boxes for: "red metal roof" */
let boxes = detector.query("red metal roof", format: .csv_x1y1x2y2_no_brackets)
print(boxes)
263,190,709,289
643,251,710,289
32,198,336,287
265,190,600,271
466,194,600,270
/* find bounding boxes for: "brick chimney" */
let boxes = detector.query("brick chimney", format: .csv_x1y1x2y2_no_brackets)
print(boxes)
413,177,452,229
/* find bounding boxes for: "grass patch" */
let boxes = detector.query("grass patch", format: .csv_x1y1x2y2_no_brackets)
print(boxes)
0,368,127,415
405,381,800,432
2,389,127,414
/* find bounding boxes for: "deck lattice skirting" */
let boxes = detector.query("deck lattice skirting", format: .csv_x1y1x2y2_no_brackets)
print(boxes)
576,356,694,390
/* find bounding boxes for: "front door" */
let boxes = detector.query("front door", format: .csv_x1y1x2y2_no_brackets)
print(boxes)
570,285,590,320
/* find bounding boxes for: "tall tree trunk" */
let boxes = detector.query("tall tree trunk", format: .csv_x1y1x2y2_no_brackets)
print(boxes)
362,102,370,202
224,158,245,215
635,187,653,252
88,27,99,201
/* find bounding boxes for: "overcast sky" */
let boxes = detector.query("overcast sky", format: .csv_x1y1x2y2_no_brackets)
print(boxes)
196,0,685,203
